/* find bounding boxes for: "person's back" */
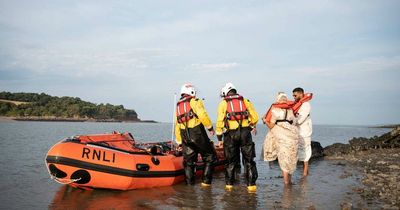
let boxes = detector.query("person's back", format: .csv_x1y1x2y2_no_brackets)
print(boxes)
217,97,256,130
174,83,216,186
271,107,296,128
216,83,259,192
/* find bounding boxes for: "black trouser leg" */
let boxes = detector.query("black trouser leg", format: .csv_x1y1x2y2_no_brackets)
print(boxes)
195,125,216,184
199,143,216,184
223,132,240,185
181,124,216,185
240,128,258,186
235,147,241,171
182,142,198,185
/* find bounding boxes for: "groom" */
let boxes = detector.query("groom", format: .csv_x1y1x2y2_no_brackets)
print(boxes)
292,87,313,176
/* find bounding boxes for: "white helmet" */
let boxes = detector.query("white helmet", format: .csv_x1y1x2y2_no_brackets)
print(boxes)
180,83,197,97
220,82,236,97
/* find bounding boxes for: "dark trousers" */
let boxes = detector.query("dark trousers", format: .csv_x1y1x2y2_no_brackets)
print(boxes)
180,124,217,185
223,127,258,186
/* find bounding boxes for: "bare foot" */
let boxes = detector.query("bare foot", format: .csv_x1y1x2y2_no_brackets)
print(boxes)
303,161,309,176
284,181,293,186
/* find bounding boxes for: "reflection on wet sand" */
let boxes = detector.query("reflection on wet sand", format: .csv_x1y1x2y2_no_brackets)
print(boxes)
49,185,179,209
48,160,378,209
281,179,311,209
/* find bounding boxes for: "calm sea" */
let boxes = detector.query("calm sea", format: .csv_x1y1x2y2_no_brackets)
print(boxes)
0,121,390,209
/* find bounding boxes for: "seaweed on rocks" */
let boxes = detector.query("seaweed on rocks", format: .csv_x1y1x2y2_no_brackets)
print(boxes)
323,126,400,158
324,126,400,208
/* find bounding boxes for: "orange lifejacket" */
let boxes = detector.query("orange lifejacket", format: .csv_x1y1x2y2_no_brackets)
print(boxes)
263,93,313,123
292,93,313,114
224,94,249,121
176,96,197,123
264,102,295,123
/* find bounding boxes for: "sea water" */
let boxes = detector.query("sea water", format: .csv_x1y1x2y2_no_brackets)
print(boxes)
0,121,390,209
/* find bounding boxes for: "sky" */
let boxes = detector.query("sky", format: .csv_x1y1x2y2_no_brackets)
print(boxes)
0,0,399,125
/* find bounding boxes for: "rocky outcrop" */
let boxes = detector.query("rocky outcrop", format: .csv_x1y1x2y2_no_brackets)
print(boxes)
324,127,400,208
310,141,324,160
323,126,400,158
323,143,351,157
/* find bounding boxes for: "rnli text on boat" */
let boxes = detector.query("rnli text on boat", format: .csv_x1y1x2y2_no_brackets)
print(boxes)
81,147,116,163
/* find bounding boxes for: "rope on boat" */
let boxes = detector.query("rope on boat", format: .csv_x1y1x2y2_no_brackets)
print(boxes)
50,175,81,185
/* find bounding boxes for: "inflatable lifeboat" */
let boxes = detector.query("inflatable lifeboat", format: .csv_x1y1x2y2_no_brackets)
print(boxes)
45,131,225,190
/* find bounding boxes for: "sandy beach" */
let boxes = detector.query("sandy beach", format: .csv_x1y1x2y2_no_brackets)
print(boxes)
0,116,15,122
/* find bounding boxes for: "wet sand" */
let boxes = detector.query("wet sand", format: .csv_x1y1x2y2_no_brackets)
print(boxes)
45,159,383,209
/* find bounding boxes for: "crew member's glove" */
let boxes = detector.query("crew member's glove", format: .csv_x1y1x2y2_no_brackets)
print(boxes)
208,126,215,136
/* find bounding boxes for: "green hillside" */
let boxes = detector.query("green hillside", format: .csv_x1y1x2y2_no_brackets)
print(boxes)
0,91,139,121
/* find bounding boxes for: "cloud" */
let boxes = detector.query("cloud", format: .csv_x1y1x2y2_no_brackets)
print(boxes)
292,56,400,76
0,1,399,124
0,44,181,78
188,62,238,73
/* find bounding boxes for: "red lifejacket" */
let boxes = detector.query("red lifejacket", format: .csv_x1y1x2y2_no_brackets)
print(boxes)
176,96,196,123
292,93,313,114
263,93,313,123
224,95,249,121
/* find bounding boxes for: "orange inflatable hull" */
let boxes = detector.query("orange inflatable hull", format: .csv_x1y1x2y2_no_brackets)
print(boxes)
45,132,225,190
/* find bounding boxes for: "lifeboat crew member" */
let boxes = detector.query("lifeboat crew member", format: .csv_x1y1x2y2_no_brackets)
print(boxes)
216,82,259,192
292,87,313,176
175,83,217,186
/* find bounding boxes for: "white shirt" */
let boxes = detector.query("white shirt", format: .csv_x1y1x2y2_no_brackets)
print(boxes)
295,101,312,137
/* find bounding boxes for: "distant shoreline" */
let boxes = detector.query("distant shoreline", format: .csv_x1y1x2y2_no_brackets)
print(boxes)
0,116,157,123
369,124,400,128
0,116,394,126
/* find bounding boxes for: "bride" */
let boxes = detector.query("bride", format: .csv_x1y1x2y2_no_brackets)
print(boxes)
262,92,299,185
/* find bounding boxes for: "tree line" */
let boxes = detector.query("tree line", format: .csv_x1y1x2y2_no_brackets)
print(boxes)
0,91,139,120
